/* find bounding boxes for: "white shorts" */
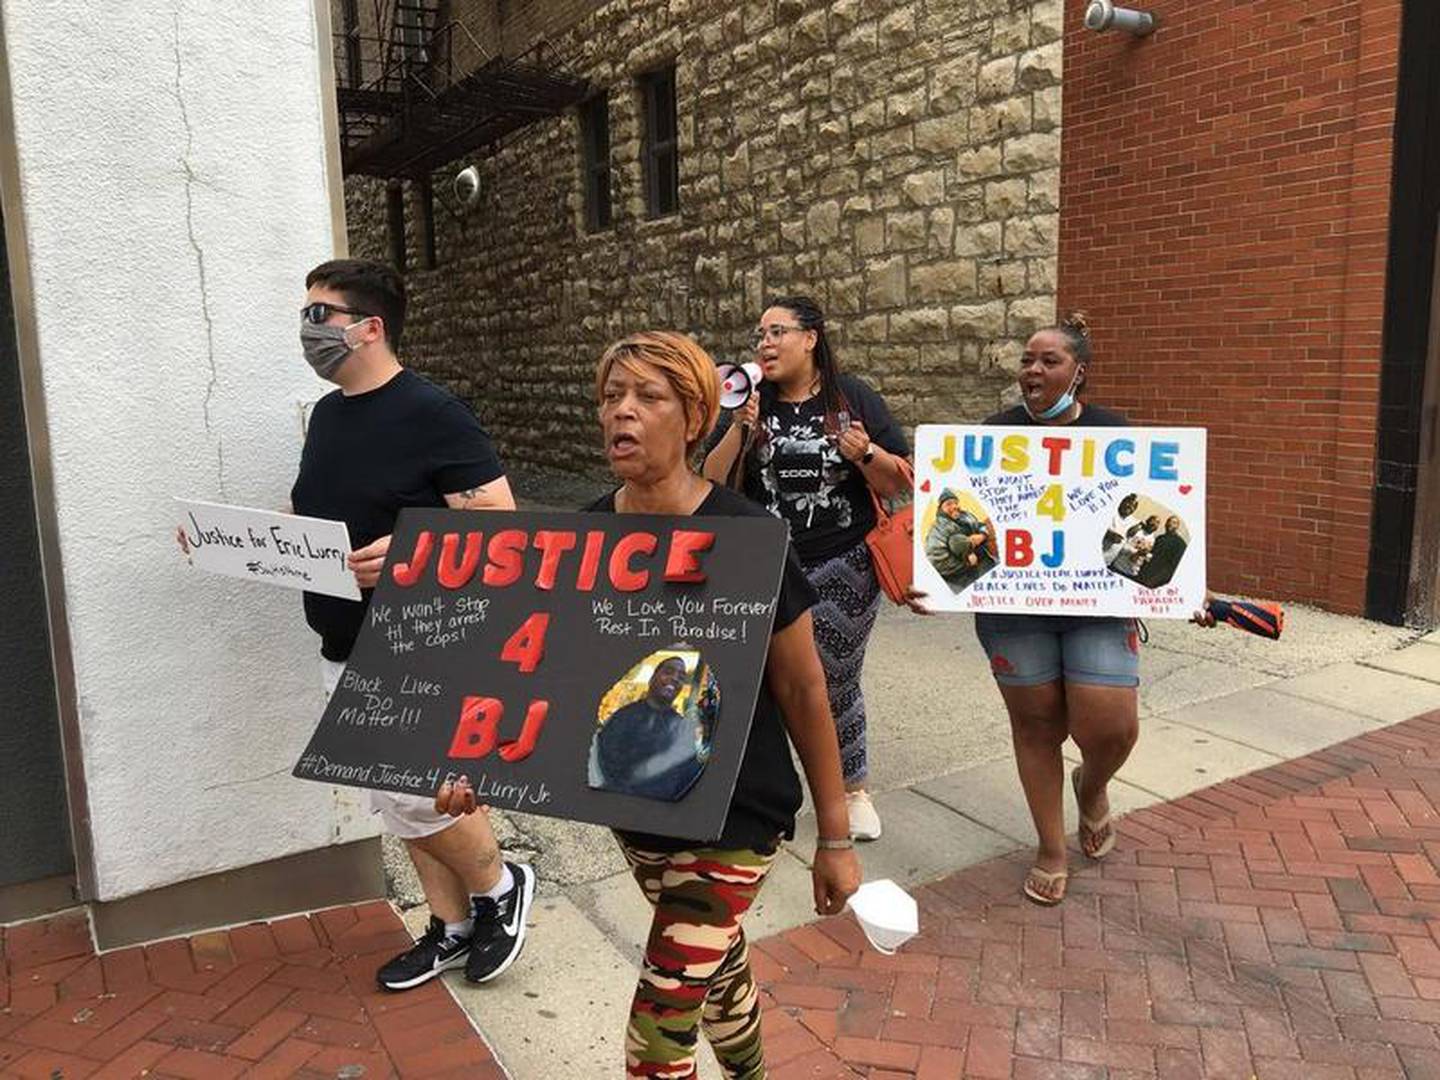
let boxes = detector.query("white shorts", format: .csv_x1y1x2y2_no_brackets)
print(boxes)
320,657,457,840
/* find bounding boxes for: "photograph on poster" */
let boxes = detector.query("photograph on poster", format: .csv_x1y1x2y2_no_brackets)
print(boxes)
920,489,998,593
587,649,719,802
1101,493,1192,589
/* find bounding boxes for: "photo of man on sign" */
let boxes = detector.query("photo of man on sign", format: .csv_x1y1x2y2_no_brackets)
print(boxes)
921,489,997,593
588,649,717,801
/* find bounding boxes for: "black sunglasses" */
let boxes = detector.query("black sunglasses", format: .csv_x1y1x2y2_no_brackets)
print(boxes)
301,301,373,325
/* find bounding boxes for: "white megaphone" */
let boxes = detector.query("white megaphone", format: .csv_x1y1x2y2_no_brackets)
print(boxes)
716,361,763,410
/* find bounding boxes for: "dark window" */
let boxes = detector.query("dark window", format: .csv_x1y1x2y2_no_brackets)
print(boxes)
580,95,612,232
639,67,679,218
341,0,361,88
396,1,429,67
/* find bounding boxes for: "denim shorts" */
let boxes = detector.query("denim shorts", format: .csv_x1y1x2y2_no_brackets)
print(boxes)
974,614,1140,688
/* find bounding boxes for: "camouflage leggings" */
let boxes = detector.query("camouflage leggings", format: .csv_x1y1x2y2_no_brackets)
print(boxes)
618,838,778,1079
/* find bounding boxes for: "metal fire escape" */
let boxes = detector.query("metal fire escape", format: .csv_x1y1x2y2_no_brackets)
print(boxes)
333,0,589,266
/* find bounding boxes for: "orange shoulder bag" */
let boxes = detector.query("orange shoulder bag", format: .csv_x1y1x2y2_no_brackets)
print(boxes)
864,457,915,605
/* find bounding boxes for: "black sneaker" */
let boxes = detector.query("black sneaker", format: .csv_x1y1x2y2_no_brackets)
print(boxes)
465,861,535,984
376,915,470,991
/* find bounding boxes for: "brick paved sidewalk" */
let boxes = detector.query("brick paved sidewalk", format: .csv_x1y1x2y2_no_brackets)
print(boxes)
0,900,502,1079
754,711,1440,1079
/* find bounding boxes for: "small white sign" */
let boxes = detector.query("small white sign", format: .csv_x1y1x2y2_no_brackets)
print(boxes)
912,425,1207,618
176,498,360,601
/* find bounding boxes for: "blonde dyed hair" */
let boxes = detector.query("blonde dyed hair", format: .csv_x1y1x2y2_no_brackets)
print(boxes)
595,331,721,458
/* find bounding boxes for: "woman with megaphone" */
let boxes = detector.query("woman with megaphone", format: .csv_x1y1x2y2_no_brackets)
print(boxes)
703,296,910,841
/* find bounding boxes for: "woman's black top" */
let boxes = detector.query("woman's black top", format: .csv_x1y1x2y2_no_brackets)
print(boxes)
983,403,1128,428
977,402,1131,636
708,373,909,565
583,483,818,852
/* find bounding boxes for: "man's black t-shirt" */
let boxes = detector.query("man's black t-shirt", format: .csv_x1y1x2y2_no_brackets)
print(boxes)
1140,531,1188,588
291,369,504,661
709,374,909,565
583,483,818,852
592,699,705,801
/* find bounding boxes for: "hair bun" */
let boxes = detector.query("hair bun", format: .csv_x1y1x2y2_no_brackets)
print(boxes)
1061,310,1091,340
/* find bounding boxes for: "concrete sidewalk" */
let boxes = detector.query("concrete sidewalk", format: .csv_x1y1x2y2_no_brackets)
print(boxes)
414,606,1440,1077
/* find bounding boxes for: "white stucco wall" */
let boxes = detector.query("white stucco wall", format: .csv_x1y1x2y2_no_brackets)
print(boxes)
5,1,376,900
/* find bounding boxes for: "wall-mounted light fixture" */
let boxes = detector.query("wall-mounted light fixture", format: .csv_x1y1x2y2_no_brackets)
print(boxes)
438,164,484,227
1083,0,1157,36
453,165,483,211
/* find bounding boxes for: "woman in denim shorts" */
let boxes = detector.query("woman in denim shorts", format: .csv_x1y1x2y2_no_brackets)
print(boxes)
976,312,1171,905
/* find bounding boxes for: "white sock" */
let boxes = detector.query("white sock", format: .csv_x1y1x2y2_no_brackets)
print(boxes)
474,863,515,903
444,917,474,940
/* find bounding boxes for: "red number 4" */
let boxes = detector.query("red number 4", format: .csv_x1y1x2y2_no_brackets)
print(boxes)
500,612,550,673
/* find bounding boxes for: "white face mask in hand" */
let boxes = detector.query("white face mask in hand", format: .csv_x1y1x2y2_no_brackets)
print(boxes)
847,879,919,955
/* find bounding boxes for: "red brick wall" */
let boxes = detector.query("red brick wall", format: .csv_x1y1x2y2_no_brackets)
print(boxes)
1059,0,1402,613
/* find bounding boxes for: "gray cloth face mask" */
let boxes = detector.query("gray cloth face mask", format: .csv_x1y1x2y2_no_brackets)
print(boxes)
301,320,363,379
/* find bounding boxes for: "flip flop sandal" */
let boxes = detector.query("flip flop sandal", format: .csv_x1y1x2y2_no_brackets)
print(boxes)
1072,765,1117,860
1023,865,1068,906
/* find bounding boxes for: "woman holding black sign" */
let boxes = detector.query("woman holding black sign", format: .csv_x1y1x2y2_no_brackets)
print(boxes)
701,296,909,841
437,330,860,1078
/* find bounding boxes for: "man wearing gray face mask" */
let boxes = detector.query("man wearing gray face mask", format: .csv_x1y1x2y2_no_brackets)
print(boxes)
299,305,368,380
288,258,537,992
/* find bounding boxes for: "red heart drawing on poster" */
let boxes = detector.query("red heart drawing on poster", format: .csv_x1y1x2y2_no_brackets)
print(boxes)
1179,484,1192,494
920,479,931,492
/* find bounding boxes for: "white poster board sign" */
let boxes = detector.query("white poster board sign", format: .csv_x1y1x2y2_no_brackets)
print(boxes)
912,425,1206,618
176,498,360,600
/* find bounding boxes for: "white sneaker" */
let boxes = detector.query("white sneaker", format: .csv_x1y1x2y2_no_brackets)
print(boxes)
847,790,882,841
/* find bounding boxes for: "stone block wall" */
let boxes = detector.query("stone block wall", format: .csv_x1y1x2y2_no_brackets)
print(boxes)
345,0,1062,474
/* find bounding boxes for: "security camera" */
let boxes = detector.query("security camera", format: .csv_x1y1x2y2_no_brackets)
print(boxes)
453,165,482,209
1084,0,1156,35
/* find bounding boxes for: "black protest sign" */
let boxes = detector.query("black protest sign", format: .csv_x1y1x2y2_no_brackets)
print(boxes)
293,508,790,840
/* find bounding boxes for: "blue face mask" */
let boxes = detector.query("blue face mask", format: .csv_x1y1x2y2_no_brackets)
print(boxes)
1024,366,1084,422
